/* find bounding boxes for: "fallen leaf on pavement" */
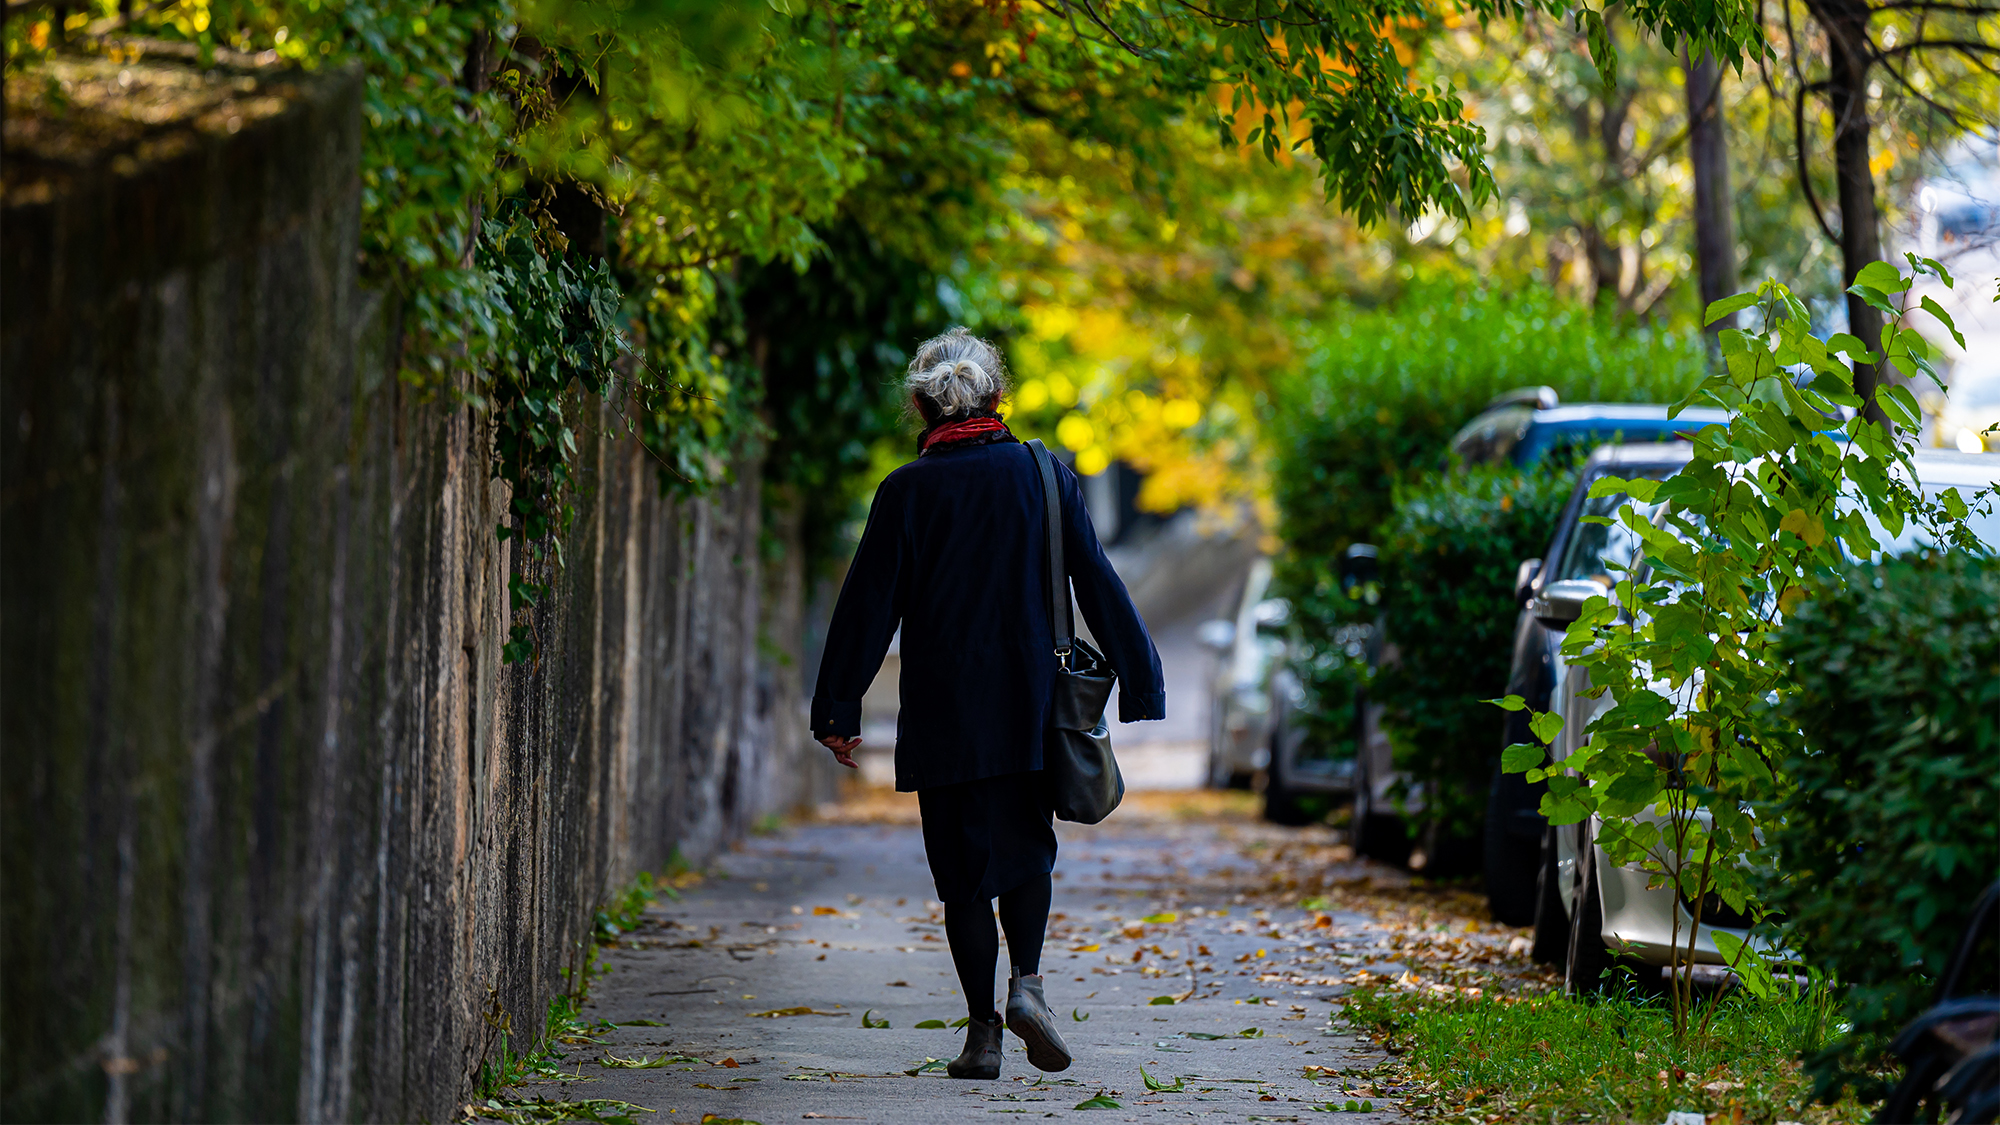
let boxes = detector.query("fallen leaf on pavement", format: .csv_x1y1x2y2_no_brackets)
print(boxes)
599,1053,701,1069
1141,1068,1185,1092
1074,1093,1122,1109
902,1057,949,1076
747,1007,842,1018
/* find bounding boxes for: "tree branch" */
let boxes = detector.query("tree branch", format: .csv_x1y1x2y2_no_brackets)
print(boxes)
1873,38,2000,59
1869,44,1986,124
1792,79,1841,245
1868,0,2000,13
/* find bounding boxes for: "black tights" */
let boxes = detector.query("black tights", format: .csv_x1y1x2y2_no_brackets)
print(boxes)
943,874,1052,1019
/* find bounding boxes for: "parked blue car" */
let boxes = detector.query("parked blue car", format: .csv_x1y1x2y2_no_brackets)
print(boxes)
1448,386,1731,468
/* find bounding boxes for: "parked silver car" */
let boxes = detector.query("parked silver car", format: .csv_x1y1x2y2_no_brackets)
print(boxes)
1199,559,1286,789
1199,559,1357,824
1525,446,2000,989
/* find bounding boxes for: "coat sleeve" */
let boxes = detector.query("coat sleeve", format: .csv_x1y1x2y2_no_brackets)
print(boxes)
1057,462,1166,723
810,477,906,740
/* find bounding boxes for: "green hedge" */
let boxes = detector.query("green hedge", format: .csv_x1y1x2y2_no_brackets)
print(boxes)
1763,551,2000,1094
1269,284,1706,574
1269,286,1702,839
1371,465,1573,845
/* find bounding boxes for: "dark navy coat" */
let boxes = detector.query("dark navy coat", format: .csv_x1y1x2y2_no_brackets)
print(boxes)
810,440,1166,792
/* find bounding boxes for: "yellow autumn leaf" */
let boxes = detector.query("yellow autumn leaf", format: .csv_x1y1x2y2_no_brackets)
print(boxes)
1778,509,1827,547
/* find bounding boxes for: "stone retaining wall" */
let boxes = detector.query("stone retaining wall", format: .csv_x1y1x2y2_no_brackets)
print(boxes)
0,53,824,1123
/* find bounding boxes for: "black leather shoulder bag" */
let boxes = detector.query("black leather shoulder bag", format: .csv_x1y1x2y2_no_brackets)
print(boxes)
1026,439,1125,824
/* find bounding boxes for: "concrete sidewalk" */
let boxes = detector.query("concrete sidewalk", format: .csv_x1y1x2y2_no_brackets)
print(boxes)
501,795,1433,1124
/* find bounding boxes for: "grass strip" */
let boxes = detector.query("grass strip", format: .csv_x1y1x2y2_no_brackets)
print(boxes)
1340,981,1881,1123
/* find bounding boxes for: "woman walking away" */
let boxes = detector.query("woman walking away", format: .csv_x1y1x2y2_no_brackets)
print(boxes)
811,327,1165,1080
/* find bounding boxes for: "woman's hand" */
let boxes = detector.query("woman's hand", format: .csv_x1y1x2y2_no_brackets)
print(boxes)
819,735,862,770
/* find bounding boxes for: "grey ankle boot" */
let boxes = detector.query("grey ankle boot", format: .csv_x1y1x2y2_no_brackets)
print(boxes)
947,1012,1003,1079
1004,968,1073,1072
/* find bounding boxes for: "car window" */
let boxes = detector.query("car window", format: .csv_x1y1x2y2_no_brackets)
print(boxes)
1451,405,1535,465
1552,465,1679,584
1520,423,1704,466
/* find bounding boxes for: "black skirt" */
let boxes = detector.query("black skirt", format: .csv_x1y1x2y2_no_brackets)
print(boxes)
917,770,1059,903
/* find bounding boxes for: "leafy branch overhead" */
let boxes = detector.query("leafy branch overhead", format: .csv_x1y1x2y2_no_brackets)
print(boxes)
1037,0,1768,225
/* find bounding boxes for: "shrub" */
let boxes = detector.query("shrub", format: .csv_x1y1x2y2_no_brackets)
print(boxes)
1370,464,1573,847
1269,284,1705,573
1269,286,1703,825
1763,551,2000,1093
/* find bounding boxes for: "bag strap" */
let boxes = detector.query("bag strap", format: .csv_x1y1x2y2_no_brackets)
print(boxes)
1026,439,1075,661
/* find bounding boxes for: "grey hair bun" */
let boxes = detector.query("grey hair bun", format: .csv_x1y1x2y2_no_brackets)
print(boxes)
906,326,1007,418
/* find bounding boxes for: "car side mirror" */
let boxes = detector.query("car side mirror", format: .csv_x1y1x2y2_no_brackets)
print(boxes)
1531,578,1607,627
1515,557,1542,604
1196,619,1236,653
1252,598,1291,630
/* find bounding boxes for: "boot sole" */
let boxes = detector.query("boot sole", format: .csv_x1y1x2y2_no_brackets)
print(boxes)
1005,1011,1073,1073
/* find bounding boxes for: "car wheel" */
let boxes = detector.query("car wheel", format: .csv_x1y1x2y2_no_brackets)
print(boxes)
1351,768,1413,867
1565,824,1614,995
1528,825,1569,967
1261,730,1321,827
1206,748,1245,790
1483,761,1541,926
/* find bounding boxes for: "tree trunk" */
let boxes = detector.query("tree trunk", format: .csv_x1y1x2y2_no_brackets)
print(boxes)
1809,0,1886,423
1684,50,1738,332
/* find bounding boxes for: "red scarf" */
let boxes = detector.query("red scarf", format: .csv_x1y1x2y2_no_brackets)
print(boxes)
919,415,1011,454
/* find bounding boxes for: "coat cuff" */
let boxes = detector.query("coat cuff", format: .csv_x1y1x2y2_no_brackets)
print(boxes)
1118,690,1166,723
811,698,862,739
